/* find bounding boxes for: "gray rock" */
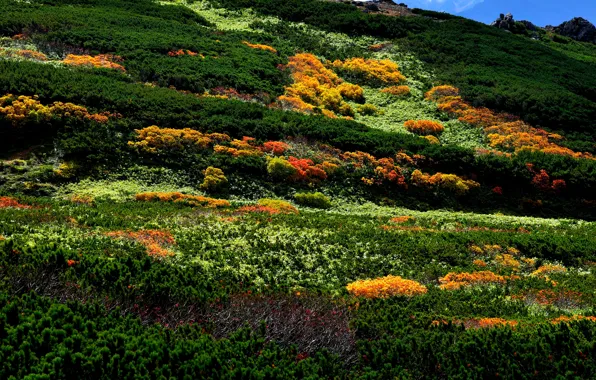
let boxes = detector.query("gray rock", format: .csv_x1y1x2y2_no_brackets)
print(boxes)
553,17,596,43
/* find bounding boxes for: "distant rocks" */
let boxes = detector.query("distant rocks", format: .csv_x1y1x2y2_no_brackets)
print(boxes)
491,13,514,30
491,13,537,34
546,17,596,44
491,12,596,44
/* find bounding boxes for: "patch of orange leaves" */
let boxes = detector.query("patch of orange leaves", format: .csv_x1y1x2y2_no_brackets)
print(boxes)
242,41,277,53
0,196,31,209
427,85,594,159
439,271,519,290
347,275,427,298
63,54,126,72
551,315,596,324
404,120,444,135
105,230,176,257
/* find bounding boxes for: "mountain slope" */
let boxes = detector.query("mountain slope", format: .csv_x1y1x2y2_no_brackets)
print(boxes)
0,0,595,378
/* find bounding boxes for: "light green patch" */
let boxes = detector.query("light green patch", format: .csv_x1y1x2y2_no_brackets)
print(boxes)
55,179,201,202
163,0,280,31
441,120,490,150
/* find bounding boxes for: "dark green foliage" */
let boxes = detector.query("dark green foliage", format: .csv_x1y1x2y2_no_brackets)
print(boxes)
0,292,343,379
0,0,286,95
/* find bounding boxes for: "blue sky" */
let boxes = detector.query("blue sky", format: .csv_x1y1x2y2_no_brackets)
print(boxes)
403,0,596,27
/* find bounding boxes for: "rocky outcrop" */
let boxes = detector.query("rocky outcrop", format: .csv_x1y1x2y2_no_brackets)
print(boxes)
547,17,596,43
491,13,515,30
491,13,537,34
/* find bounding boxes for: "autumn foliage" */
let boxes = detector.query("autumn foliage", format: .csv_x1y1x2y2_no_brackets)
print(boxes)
135,192,230,208
332,58,406,86
0,94,112,126
411,170,479,195
242,41,277,53
427,85,594,159
238,199,298,215
63,54,126,72
404,120,445,135
439,271,518,290
278,53,356,117
380,85,411,96
168,49,202,57
105,230,176,257
0,196,31,209
346,275,427,298
128,126,230,154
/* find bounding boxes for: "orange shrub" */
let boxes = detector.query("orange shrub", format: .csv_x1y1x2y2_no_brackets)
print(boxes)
214,136,264,157
390,216,414,224
0,196,31,209
63,54,126,72
337,83,365,102
288,156,328,182
135,192,230,208
380,85,410,96
531,264,567,277
168,49,201,57
332,58,406,86
242,41,277,53
238,199,298,215
404,120,445,135
260,141,290,155
128,126,230,154
439,271,515,290
105,230,176,257
12,50,48,61
551,315,596,324
424,85,459,101
347,275,427,298
464,318,518,329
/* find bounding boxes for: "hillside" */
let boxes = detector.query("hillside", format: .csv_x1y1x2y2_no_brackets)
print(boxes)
0,0,595,378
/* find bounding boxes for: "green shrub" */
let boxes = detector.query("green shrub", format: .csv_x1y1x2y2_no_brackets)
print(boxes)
294,192,332,209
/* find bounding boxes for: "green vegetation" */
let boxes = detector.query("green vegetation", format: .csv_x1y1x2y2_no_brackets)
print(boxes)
0,0,595,377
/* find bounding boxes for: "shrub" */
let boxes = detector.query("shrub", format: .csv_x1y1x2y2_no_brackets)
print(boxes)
404,120,445,135
267,157,298,179
423,135,440,145
129,126,230,154
356,103,380,116
63,54,126,72
337,83,365,102
135,192,230,208
347,275,427,298
381,85,411,96
332,58,406,86
200,167,228,193
242,41,278,53
424,85,459,101
294,192,332,209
